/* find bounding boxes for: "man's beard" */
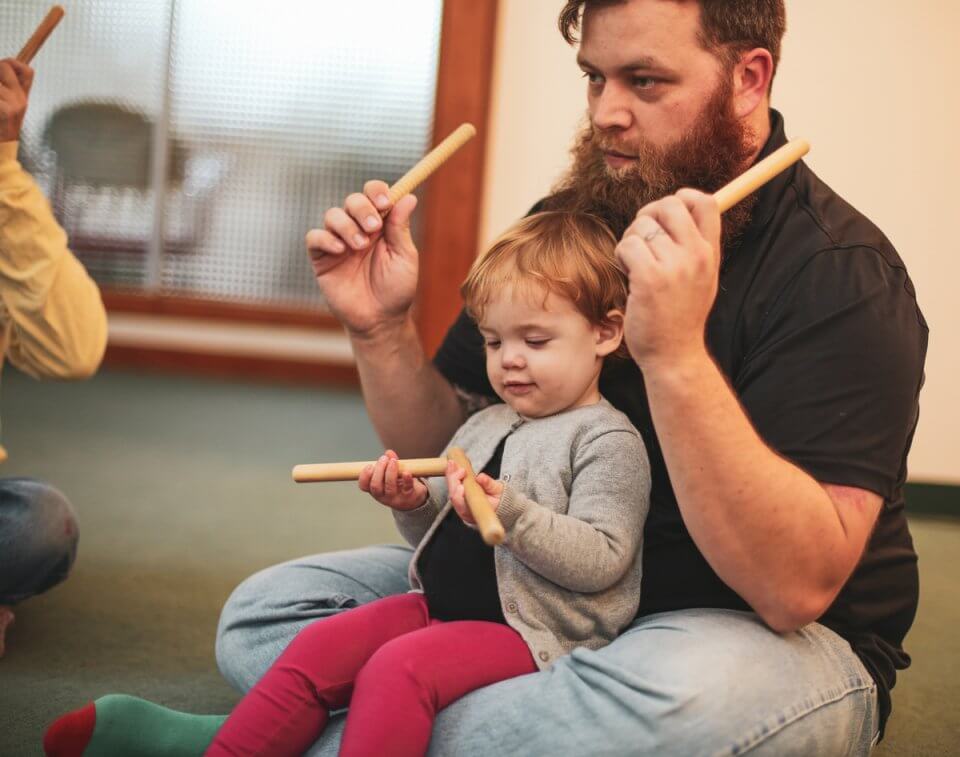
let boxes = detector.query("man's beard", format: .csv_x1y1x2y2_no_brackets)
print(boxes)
544,78,758,250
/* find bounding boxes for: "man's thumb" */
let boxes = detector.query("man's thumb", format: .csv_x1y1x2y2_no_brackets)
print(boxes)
384,195,418,247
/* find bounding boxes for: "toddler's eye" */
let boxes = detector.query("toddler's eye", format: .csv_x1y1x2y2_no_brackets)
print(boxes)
525,339,550,348
485,340,501,350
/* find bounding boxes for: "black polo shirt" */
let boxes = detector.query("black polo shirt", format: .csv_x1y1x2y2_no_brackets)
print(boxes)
432,111,926,735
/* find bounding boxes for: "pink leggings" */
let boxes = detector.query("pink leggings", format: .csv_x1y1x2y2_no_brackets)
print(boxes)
206,592,537,757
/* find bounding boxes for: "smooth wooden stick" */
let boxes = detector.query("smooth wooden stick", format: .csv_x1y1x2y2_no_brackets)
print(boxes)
387,123,476,204
293,457,447,483
714,138,810,213
16,5,65,64
447,447,505,546
292,447,506,546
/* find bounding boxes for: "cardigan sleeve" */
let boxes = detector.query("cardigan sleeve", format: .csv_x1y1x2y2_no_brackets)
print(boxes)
496,427,650,592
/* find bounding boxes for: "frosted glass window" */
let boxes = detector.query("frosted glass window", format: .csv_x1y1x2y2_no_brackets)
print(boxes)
1,0,443,309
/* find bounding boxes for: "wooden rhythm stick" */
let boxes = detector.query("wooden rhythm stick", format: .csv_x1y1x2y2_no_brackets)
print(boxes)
714,138,810,213
16,5,65,64
292,446,506,546
293,457,447,483
387,122,476,204
446,446,505,546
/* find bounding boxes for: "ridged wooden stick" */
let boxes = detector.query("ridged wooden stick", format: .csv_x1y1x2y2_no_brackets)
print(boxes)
387,123,476,204
293,457,447,483
714,138,810,213
446,447,505,546
16,5,65,64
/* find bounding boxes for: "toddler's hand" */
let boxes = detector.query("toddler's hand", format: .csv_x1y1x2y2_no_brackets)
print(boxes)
359,450,429,511
445,460,503,526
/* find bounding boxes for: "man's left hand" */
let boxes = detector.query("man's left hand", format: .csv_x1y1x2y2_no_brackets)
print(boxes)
0,58,34,143
615,189,722,370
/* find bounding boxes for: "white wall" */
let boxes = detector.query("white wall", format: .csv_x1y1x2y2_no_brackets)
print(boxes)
481,0,960,483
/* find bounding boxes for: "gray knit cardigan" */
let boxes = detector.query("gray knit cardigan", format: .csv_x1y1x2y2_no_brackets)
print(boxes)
393,399,650,669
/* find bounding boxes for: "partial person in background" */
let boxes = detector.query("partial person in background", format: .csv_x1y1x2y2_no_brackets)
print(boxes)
0,57,107,657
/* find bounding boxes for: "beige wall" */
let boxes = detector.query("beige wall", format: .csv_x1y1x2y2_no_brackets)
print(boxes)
480,0,959,483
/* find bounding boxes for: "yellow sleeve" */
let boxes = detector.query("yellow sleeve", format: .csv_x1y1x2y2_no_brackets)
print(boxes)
0,140,107,379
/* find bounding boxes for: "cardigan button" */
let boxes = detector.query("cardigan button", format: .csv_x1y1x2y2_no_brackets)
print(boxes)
538,651,550,662
506,601,518,613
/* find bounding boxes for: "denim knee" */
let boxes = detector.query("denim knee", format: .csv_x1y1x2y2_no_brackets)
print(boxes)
0,478,79,604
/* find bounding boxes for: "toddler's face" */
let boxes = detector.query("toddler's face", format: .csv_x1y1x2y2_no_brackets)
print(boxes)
478,284,618,418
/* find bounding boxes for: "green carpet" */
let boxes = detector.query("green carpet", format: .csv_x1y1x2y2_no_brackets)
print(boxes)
0,369,957,755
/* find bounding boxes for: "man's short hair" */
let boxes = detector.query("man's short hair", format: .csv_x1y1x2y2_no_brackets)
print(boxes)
558,0,787,78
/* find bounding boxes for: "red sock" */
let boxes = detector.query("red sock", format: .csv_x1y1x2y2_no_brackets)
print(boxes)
44,702,96,757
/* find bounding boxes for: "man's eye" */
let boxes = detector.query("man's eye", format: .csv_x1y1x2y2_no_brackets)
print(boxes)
581,71,603,86
633,76,657,90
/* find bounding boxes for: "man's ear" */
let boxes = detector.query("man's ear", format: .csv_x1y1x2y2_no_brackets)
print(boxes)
733,47,774,119
596,309,624,357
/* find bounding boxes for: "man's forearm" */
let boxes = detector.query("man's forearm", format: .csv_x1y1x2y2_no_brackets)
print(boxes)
641,348,868,631
350,314,465,458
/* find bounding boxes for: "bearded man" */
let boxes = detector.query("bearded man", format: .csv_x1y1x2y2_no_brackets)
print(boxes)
217,1,926,753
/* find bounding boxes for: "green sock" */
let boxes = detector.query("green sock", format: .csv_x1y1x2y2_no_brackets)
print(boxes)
44,693,229,757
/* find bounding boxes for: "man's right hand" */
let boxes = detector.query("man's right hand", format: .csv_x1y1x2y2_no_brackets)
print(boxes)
0,58,34,143
305,180,420,338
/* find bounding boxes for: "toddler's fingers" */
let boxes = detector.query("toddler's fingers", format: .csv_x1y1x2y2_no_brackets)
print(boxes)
369,455,388,498
358,465,373,492
384,457,399,498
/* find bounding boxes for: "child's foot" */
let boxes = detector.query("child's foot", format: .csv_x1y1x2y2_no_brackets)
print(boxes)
44,694,228,756
0,606,14,658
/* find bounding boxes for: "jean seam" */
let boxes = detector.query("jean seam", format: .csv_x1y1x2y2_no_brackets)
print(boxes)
719,679,875,757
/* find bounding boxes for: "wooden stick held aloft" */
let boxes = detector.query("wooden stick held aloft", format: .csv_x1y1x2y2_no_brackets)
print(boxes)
293,457,447,483
387,123,476,204
16,5,65,64
447,447,505,546
714,138,810,213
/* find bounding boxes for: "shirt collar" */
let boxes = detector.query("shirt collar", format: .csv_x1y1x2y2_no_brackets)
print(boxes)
737,109,796,239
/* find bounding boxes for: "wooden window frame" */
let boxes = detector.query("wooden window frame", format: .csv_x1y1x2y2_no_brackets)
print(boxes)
104,0,498,384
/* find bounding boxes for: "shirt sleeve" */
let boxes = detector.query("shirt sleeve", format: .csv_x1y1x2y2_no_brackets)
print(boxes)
735,245,927,501
0,141,107,379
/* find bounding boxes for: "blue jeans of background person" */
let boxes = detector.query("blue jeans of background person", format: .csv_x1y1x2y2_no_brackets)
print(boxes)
0,478,78,605
216,545,880,757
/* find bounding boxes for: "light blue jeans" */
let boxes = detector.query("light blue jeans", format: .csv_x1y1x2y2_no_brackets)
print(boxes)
0,478,79,605
216,545,880,756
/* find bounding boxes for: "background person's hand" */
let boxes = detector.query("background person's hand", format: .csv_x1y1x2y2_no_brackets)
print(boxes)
359,449,430,512
0,59,34,143
305,180,419,338
445,460,502,527
615,189,722,371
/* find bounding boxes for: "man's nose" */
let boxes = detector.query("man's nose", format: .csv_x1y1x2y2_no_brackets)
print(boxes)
591,82,633,132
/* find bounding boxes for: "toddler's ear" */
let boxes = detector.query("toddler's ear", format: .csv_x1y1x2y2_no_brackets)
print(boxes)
596,309,625,357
